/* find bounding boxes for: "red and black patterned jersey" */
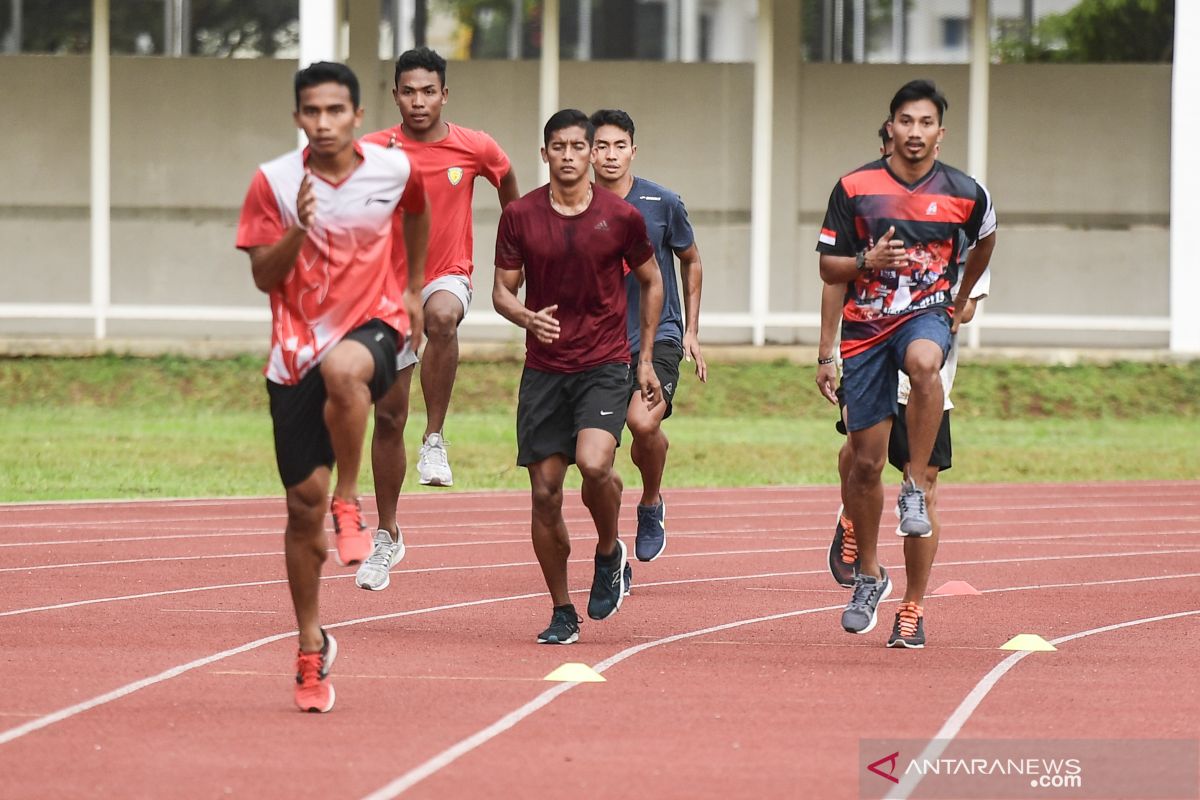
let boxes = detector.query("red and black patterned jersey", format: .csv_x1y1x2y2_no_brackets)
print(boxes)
816,158,987,358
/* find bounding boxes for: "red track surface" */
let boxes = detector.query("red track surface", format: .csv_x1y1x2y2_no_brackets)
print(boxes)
1,481,1198,799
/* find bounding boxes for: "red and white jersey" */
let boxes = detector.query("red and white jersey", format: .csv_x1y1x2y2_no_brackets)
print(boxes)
236,141,426,385
361,123,510,288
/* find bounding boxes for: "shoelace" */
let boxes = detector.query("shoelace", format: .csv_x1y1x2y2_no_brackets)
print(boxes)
552,608,581,628
897,486,926,518
897,603,922,637
840,516,858,565
296,651,324,686
331,498,362,534
422,439,450,468
849,575,884,608
363,540,399,568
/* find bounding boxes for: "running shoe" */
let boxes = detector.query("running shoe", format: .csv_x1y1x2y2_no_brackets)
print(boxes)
587,539,628,620
828,504,859,588
330,497,371,566
635,497,666,562
896,479,932,537
537,604,582,644
294,629,337,713
355,528,406,591
623,562,632,597
841,566,893,634
417,432,453,486
887,602,926,649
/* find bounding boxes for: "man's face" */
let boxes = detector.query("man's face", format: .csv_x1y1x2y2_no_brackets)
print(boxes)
887,98,943,165
294,82,362,157
541,125,593,184
393,68,447,133
592,124,636,182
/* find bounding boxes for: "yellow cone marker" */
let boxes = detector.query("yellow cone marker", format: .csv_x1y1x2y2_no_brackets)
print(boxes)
1000,634,1057,652
543,662,606,683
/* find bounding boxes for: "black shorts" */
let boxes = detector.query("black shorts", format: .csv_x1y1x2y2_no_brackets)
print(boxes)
889,403,953,473
516,362,630,466
630,340,684,420
266,319,399,488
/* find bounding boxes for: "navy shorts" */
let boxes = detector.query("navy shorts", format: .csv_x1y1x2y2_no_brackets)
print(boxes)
841,311,951,433
629,340,684,421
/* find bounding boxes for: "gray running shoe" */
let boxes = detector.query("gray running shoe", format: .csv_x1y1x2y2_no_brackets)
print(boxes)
417,432,453,486
354,528,406,591
841,567,893,634
896,480,932,537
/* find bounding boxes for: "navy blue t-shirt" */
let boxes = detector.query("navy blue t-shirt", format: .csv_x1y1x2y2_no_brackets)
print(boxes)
623,176,695,355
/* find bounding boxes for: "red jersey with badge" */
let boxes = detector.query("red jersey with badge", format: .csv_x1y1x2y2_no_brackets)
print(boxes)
495,185,655,374
236,142,426,385
816,159,986,359
361,122,510,289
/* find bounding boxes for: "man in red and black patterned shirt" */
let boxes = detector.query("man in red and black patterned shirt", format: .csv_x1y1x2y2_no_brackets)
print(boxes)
817,79,988,638
493,109,663,646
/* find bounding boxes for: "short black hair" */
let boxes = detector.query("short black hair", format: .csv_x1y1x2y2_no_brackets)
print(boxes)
295,61,360,110
395,47,447,88
889,79,948,124
878,119,891,147
589,109,635,142
543,109,594,147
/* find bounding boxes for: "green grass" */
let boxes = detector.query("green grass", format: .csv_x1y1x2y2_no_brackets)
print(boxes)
2,355,1198,501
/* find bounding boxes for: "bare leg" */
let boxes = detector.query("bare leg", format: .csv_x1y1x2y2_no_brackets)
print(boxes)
320,339,376,501
626,393,669,507
420,291,464,439
528,456,572,606
902,339,945,490
902,465,941,603
284,468,331,653
845,419,892,579
372,365,414,539
576,428,623,556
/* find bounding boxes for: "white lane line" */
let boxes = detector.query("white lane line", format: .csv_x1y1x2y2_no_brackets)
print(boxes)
159,609,279,615
885,608,1200,800
358,572,1200,799
3,544,1199,619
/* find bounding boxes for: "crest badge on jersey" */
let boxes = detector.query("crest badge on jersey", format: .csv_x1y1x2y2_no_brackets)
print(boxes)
447,167,464,186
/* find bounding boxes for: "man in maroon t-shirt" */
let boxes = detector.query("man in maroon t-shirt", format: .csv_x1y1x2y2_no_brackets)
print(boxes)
493,108,663,645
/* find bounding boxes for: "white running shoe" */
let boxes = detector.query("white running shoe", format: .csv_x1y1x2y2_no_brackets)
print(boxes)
417,432,453,486
355,529,406,591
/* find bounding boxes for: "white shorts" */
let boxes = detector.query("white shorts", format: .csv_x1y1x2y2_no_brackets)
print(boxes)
395,335,418,371
422,273,473,319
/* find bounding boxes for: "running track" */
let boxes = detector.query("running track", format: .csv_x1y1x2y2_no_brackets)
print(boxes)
1,482,1198,799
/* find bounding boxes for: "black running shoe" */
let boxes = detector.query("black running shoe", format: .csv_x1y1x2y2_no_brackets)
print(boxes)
887,602,926,649
828,504,858,588
537,604,581,644
622,562,632,597
588,539,628,620
841,566,893,634
635,498,666,561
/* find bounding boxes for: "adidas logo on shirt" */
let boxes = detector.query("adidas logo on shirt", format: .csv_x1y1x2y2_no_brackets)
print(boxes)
594,220,610,231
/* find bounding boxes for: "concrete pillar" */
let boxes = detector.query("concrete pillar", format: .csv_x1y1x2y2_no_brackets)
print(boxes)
538,0,560,185
1171,0,1200,352
346,0,381,129
91,0,110,339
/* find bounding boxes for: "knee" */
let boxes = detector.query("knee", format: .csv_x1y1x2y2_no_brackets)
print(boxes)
906,359,942,389
848,450,886,485
285,485,326,537
374,405,408,437
531,482,564,517
424,307,459,338
576,456,614,485
627,414,661,441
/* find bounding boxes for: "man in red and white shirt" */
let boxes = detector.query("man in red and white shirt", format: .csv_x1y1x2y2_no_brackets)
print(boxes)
361,47,519,512
236,62,428,713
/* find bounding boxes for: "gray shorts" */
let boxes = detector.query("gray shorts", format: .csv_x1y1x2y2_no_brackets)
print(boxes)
394,274,473,371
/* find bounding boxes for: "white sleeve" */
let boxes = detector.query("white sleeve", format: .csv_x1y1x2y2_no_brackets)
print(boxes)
970,266,992,299
968,180,996,248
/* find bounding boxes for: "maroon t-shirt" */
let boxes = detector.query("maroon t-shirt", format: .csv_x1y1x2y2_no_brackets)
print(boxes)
495,184,655,373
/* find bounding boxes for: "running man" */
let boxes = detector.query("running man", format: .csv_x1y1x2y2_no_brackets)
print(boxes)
817,79,990,638
365,46,519,492
354,47,518,590
493,109,663,645
236,62,428,711
817,121,997,648
590,108,707,563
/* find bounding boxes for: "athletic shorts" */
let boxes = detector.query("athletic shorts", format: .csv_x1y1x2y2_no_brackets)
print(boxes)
267,319,399,488
516,362,630,466
396,335,418,371
629,340,684,420
889,404,953,473
423,273,472,319
841,311,951,433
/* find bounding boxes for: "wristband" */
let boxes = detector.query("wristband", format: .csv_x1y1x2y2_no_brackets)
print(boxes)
817,356,836,366
855,250,868,271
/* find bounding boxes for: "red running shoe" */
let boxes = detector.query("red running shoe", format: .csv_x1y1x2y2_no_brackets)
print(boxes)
330,496,371,566
294,629,337,713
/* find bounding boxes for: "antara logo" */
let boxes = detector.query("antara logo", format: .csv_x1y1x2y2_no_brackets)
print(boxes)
868,752,901,784
925,201,938,215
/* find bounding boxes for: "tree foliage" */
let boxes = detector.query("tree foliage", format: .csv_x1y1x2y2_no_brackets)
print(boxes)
995,0,1173,63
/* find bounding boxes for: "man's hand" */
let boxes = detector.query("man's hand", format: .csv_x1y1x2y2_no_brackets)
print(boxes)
950,297,978,335
865,225,906,270
526,305,560,344
296,172,316,231
404,287,424,354
637,360,662,410
682,331,707,383
816,361,838,405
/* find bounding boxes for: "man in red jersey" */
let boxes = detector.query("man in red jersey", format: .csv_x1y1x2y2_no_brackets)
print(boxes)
493,109,663,645
236,62,428,712
355,48,519,593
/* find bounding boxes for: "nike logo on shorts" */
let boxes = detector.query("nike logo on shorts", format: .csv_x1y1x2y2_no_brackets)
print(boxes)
599,410,614,416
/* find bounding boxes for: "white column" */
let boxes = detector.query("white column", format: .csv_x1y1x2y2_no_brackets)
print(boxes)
538,0,560,185
578,0,592,61
300,0,340,68
749,0,773,346
663,0,678,62
394,0,415,57
91,0,110,340
1171,0,1200,352
852,0,865,62
966,0,989,349
680,0,699,62
508,0,522,59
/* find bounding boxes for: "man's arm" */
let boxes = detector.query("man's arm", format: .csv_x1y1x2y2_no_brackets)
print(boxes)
951,231,995,334
492,267,560,344
402,202,431,351
496,169,520,209
816,281,844,405
630,255,664,408
248,174,316,292
674,242,707,382
819,225,908,285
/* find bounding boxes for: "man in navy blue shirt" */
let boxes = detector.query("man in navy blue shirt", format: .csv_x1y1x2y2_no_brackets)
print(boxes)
590,109,707,564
